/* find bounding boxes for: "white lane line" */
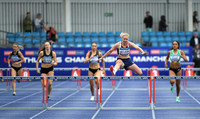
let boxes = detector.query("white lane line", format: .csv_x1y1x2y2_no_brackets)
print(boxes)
184,88,200,104
91,80,122,119
148,80,156,119
30,84,89,119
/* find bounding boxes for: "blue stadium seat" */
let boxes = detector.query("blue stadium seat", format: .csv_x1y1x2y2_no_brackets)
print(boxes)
141,32,148,37
157,37,165,42
115,32,121,37
84,43,91,48
99,37,107,43
8,38,15,43
178,32,185,37
52,44,59,48
32,38,40,43
15,32,23,38
180,42,187,47
100,43,108,47
24,32,31,37
24,38,32,44
34,43,41,48
129,38,132,42
91,37,98,43
109,43,115,47
83,37,90,43
172,37,179,41
150,37,157,42
6,33,15,38
82,32,90,37
179,37,186,42
149,32,156,37
167,42,172,47
185,31,192,37
91,32,98,37
74,32,82,37
165,36,172,42
116,37,121,42
68,43,75,47
66,32,73,38
57,32,65,38
152,42,158,47
170,32,178,37
66,37,74,43
143,36,149,42
41,32,46,38
58,38,66,43
26,44,33,48
156,32,163,37
163,32,170,37
75,37,82,43
186,36,191,42
108,37,115,43
15,38,23,43
99,32,106,37
32,32,40,38
107,32,114,37
160,42,168,47
60,44,67,48
76,43,83,48
135,43,142,47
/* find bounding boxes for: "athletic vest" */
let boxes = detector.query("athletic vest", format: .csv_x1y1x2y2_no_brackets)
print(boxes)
10,51,21,62
170,49,181,63
42,50,53,64
89,51,100,64
117,42,130,56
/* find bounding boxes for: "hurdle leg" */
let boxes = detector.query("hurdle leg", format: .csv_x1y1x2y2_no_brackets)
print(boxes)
96,77,99,109
153,77,156,103
42,77,45,108
149,77,152,103
100,77,102,107
46,77,49,106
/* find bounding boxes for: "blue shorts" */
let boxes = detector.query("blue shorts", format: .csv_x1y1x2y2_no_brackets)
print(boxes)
117,58,134,70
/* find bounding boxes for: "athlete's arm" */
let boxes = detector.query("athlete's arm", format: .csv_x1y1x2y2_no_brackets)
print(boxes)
52,51,57,66
180,51,188,62
99,52,105,74
36,51,43,73
165,51,170,68
84,52,95,64
8,53,12,67
18,51,25,64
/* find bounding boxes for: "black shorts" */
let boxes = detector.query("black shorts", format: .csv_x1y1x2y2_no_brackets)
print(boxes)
117,58,134,70
89,68,101,74
11,66,22,72
169,67,181,74
41,66,54,74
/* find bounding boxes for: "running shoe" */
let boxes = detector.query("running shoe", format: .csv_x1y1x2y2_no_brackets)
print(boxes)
13,92,16,96
48,96,51,100
176,97,180,103
171,86,174,93
90,96,95,101
110,65,115,76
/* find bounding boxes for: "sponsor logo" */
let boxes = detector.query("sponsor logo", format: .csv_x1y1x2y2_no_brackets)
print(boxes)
54,51,64,55
4,51,12,56
76,50,85,55
130,50,139,55
25,51,34,55
67,50,76,55
151,50,160,54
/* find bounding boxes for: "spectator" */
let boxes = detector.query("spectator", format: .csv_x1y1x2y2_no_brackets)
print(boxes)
190,32,200,47
159,15,168,31
193,11,199,31
23,12,32,32
193,44,200,76
144,11,153,32
44,26,58,43
35,13,44,32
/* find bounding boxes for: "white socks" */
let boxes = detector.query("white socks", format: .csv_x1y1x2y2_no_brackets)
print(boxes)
113,68,117,75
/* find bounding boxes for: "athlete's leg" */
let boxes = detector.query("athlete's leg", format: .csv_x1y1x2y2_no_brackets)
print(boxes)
127,64,143,75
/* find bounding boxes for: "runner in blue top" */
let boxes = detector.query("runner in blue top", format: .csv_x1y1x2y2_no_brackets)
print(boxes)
84,42,105,101
36,41,57,100
8,43,25,96
99,32,148,76
165,41,188,102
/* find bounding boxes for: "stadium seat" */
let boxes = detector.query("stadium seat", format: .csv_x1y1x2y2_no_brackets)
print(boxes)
170,32,178,37
163,32,170,37
68,43,75,47
178,32,185,37
74,32,82,37
60,44,67,48
6,33,15,38
107,32,114,37
156,32,163,37
26,44,33,48
8,38,15,43
157,37,165,42
57,32,65,38
66,32,73,38
75,37,82,43
24,38,32,44
100,43,108,47
99,37,107,43
52,43,59,48
32,32,40,38
141,32,148,37
66,37,74,43
108,37,115,43
115,32,121,37
32,38,40,43
24,32,31,37
167,42,172,47
83,37,90,43
143,36,149,42
99,32,106,37
116,37,121,42
150,37,157,42
34,43,41,48
109,43,115,47
152,42,158,47
160,42,168,47
58,38,66,43
15,32,23,38
91,37,98,43
91,32,98,37
41,32,46,38
180,42,187,47
185,31,193,37
149,32,156,37
165,36,172,42
135,43,142,47
15,38,23,43
84,43,91,48
172,36,179,41
186,36,191,42
179,37,186,42
76,43,83,48
82,32,90,37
